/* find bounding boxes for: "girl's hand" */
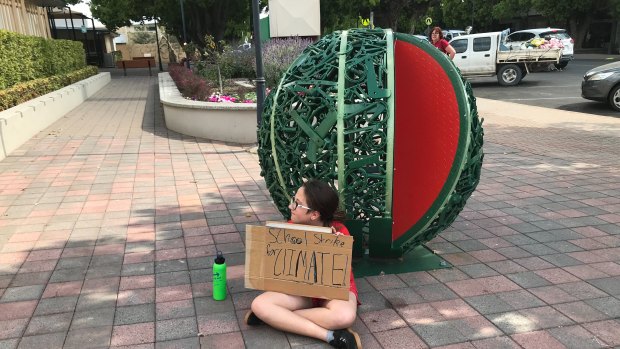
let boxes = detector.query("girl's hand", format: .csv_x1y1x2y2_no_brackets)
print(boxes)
331,226,343,236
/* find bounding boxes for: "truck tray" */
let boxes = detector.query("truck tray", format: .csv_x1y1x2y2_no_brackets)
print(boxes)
497,48,561,63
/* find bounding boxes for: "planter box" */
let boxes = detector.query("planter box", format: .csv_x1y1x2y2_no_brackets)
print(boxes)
158,73,258,144
0,72,111,161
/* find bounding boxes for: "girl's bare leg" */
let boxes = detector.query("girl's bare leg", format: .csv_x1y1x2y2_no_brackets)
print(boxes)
293,292,358,330
251,291,329,341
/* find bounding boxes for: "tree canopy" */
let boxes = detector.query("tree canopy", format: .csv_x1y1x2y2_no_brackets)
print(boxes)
84,0,620,50
89,0,253,47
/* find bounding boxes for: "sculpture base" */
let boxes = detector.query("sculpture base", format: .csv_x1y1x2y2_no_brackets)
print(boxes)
352,245,450,277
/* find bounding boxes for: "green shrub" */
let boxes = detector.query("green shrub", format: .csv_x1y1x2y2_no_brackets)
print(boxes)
195,61,220,82
0,65,98,112
0,30,85,90
44,39,86,76
196,48,255,82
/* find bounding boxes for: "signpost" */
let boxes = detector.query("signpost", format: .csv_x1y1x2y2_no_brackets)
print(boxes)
424,17,433,37
245,223,353,301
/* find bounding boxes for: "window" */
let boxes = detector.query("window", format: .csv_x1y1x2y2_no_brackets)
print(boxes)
507,32,535,42
473,37,491,52
451,39,468,54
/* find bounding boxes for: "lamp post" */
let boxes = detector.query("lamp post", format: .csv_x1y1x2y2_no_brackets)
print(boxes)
179,0,189,68
251,0,265,127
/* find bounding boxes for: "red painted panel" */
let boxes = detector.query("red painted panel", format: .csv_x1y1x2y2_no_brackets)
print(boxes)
392,40,460,241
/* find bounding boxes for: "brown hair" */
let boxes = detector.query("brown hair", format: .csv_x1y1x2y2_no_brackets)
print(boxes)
431,26,444,40
302,179,343,226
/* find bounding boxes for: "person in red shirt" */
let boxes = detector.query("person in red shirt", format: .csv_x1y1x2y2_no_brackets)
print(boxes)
430,26,456,60
245,179,361,349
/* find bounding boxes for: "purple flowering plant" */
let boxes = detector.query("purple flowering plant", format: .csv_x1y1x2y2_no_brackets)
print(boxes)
168,37,311,103
262,37,312,87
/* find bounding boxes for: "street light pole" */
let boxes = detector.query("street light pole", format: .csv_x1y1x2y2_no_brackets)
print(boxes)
179,0,189,68
251,0,265,127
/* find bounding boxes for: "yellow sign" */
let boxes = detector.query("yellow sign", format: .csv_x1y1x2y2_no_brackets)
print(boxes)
425,17,432,26
244,223,353,301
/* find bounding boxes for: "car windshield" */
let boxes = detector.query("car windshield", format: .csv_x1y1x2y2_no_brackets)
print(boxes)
541,31,570,40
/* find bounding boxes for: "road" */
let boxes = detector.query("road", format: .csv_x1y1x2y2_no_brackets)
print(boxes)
468,56,620,118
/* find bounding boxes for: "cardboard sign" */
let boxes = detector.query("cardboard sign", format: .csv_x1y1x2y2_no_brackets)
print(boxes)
245,222,353,301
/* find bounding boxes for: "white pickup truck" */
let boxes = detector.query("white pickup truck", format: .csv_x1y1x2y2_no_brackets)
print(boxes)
449,32,562,86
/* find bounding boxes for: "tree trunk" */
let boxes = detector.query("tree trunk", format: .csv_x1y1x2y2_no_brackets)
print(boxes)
571,15,592,51
609,21,618,54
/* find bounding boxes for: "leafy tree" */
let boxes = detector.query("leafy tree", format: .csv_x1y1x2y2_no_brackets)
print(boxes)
370,0,443,34
90,0,251,47
319,0,444,35
492,0,534,24
90,0,145,31
320,0,379,34
440,0,499,30
85,0,620,52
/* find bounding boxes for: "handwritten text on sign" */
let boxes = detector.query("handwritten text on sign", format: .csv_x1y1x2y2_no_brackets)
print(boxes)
245,224,353,300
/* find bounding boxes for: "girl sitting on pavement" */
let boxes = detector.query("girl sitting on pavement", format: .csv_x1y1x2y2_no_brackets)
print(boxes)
245,179,361,349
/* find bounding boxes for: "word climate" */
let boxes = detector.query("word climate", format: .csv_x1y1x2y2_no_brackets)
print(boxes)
265,228,349,286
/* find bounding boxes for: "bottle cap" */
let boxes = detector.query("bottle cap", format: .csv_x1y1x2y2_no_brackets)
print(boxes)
214,251,225,264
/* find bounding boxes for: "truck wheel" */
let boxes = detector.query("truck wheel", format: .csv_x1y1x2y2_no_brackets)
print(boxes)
608,85,620,112
554,61,568,69
498,64,522,86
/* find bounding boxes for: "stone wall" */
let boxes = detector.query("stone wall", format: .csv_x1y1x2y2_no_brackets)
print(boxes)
116,42,186,63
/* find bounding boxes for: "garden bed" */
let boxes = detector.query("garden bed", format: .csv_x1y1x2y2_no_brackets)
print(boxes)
158,72,258,144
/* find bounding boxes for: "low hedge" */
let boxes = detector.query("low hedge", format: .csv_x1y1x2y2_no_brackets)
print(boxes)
0,65,98,112
0,30,86,89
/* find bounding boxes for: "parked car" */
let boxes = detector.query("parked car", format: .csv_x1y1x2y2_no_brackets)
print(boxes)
504,28,574,69
442,29,466,41
414,34,429,42
581,61,620,111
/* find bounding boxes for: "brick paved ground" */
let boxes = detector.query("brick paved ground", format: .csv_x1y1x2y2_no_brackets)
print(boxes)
0,72,619,348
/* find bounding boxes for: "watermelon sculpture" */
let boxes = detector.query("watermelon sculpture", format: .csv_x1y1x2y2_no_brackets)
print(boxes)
257,28,484,258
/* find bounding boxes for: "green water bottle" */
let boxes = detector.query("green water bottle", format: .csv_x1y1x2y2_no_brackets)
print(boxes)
213,251,227,301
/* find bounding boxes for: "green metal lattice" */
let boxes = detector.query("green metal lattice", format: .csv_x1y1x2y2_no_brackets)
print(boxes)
257,28,484,258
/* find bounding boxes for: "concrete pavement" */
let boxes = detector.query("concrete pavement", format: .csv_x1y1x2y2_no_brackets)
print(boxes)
0,73,619,348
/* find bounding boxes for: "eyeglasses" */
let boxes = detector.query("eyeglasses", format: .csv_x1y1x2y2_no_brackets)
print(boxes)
431,32,440,35
289,197,313,211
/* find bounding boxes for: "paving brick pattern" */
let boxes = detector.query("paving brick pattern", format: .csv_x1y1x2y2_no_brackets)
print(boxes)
0,70,619,348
